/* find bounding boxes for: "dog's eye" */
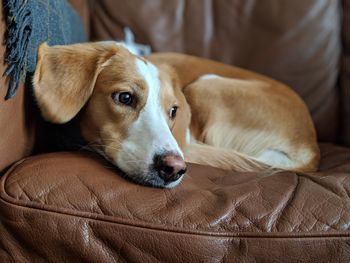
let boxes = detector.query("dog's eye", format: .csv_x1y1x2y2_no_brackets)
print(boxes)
169,106,178,119
112,92,134,106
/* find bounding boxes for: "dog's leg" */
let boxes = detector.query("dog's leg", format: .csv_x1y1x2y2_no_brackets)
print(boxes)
183,75,320,172
184,142,273,172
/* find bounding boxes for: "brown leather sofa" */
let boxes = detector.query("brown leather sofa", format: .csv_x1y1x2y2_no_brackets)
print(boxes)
1,0,350,262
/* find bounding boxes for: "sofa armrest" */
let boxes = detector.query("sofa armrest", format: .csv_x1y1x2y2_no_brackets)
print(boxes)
1,144,350,261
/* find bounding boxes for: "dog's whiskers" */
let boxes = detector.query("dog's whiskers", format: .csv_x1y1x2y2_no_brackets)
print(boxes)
85,143,148,164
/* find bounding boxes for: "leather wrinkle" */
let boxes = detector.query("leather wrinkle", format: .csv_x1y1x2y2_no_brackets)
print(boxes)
267,175,299,232
1,1,350,261
1,186,350,238
1,149,350,238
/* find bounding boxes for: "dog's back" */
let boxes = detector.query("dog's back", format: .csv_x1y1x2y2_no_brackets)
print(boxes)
149,53,320,172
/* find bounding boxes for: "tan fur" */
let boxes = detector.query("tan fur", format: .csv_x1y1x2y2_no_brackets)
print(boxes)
33,42,119,123
33,42,151,160
33,43,320,181
148,53,320,172
79,49,151,158
184,142,272,172
157,64,191,149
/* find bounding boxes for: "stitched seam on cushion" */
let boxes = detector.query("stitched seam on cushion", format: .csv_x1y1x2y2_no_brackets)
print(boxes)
2,160,350,238
1,186,350,238
1,196,350,239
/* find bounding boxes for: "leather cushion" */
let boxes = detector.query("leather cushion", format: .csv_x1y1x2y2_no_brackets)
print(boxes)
91,0,342,142
1,143,350,261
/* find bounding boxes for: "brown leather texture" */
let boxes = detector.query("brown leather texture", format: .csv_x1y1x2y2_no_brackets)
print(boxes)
91,0,342,143
1,1,350,262
1,143,349,262
0,0,90,173
0,83,36,173
341,0,350,146
0,0,36,172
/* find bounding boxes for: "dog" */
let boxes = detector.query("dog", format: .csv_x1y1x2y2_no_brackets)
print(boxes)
32,42,320,188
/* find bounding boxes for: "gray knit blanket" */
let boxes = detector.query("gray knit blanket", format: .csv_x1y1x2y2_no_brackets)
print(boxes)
3,0,86,99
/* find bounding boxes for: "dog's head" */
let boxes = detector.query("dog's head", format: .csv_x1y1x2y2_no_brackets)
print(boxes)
33,42,190,188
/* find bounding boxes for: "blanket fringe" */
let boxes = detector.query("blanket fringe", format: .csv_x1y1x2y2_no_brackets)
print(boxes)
3,0,32,99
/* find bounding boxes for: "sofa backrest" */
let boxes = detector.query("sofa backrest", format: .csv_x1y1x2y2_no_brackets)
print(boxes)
91,0,342,143
0,0,347,173
69,0,91,38
341,0,350,146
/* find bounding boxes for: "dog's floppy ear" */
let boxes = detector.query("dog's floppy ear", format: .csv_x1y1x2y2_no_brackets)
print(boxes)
33,42,117,123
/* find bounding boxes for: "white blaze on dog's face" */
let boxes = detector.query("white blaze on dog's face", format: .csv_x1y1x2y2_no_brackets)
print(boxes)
33,43,189,188
78,49,187,188
114,58,184,187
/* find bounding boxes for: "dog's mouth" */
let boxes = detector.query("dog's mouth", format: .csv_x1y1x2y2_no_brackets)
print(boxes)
105,164,185,188
121,169,185,189
92,147,185,188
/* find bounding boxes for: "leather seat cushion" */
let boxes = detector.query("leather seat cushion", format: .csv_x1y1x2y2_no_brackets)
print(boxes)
1,143,350,261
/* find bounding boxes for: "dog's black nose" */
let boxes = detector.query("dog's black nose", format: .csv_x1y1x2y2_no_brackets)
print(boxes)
154,153,187,183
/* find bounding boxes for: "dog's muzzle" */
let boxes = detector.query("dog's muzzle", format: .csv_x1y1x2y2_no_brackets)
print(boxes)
153,153,187,184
